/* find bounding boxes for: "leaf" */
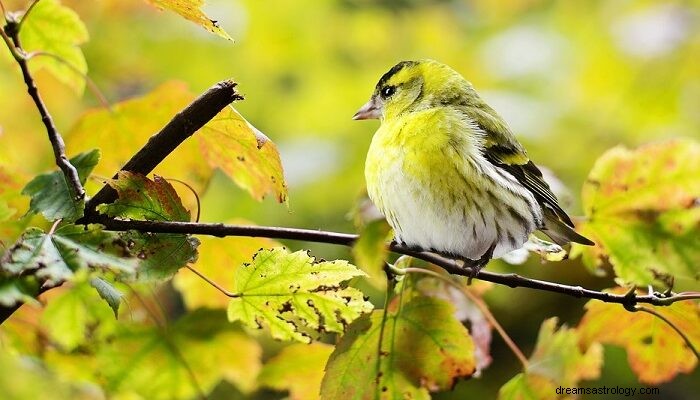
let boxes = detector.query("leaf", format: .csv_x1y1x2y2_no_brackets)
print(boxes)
1,224,136,289
577,289,700,384
258,342,334,400
22,149,100,222
226,247,372,343
527,318,602,386
0,351,103,399
0,164,26,223
99,309,262,398
497,318,602,400
199,106,288,203
173,224,282,309
498,373,557,400
321,295,476,399
19,0,89,94
0,275,39,307
144,0,232,40
89,277,123,318
40,282,118,351
66,82,212,205
99,171,190,222
121,231,199,281
352,219,391,288
577,139,700,288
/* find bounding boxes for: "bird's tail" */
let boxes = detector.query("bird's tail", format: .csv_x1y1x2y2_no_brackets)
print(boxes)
540,207,595,246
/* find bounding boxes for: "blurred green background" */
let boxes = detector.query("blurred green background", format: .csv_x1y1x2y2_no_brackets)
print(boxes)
1,0,698,398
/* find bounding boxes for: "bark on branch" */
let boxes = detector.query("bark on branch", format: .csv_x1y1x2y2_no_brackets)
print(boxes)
92,217,700,308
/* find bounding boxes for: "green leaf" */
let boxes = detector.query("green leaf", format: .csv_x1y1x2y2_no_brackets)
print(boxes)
526,318,602,386
352,219,391,288
89,277,123,318
227,247,372,343
99,171,191,222
0,275,39,307
498,373,557,400
99,309,262,399
19,0,89,94
258,342,334,400
576,138,700,288
498,318,602,400
121,231,199,281
578,289,700,384
321,295,476,399
144,0,232,40
22,149,100,222
173,229,282,309
199,106,288,203
40,281,118,351
0,224,136,289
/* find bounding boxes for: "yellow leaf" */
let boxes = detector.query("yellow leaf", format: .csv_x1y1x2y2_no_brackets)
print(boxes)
144,0,232,40
259,342,334,400
66,82,213,206
199,107,288,203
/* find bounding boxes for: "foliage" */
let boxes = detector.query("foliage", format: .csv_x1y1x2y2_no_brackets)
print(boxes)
227,247,372,343
0,1,698,399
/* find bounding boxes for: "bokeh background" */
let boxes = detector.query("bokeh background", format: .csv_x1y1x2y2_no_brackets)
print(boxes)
1,0,699,398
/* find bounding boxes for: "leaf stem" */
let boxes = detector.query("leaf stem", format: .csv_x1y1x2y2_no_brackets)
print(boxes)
401,266,529,369
165,178,201,222
185,265,238,297
634,305,700,361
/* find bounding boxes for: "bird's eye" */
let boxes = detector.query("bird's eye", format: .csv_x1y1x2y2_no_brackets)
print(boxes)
381,86,396,98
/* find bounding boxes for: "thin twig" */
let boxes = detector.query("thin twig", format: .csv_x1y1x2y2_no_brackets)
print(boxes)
186,265,237,297
400,266,529,369
27,51,111,110
3,18,85,202
0,0,7,20
92,218,700,308
635,305,700,361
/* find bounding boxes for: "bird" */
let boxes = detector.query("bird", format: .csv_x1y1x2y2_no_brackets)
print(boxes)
355,59,593,276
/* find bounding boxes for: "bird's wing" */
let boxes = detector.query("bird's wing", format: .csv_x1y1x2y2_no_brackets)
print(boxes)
465,106,575,227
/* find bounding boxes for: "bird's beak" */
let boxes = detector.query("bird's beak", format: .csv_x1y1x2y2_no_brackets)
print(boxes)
352,97,381,120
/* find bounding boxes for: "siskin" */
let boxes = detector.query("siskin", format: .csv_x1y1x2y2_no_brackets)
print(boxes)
355,60,593,274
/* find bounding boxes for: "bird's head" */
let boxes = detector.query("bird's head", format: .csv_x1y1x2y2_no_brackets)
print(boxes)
353,59,469,121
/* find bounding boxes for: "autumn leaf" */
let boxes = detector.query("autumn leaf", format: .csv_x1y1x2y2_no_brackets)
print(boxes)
66,82,212,203
575,138,700,289
199,106,288,203
19,0,89,94
578,289,700,384
22,149,100,222
99,171,191,222
173,223,282,309
98,309,261,398
144,0,232,40
97,171,199,281
498,318,602,400
227,248,372,343
321,295,476,399
258,342,334,400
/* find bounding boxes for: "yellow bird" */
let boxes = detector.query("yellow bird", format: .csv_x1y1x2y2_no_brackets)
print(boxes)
355,60,593,274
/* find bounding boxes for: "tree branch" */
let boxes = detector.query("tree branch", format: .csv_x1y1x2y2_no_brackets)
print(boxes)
80,79,243,220
91,217,700,308
3,17,85,202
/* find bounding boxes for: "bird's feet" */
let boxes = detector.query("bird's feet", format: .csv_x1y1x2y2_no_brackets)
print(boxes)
463,243,496,285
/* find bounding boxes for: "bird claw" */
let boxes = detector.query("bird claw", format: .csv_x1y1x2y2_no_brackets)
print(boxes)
465,243,496,285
